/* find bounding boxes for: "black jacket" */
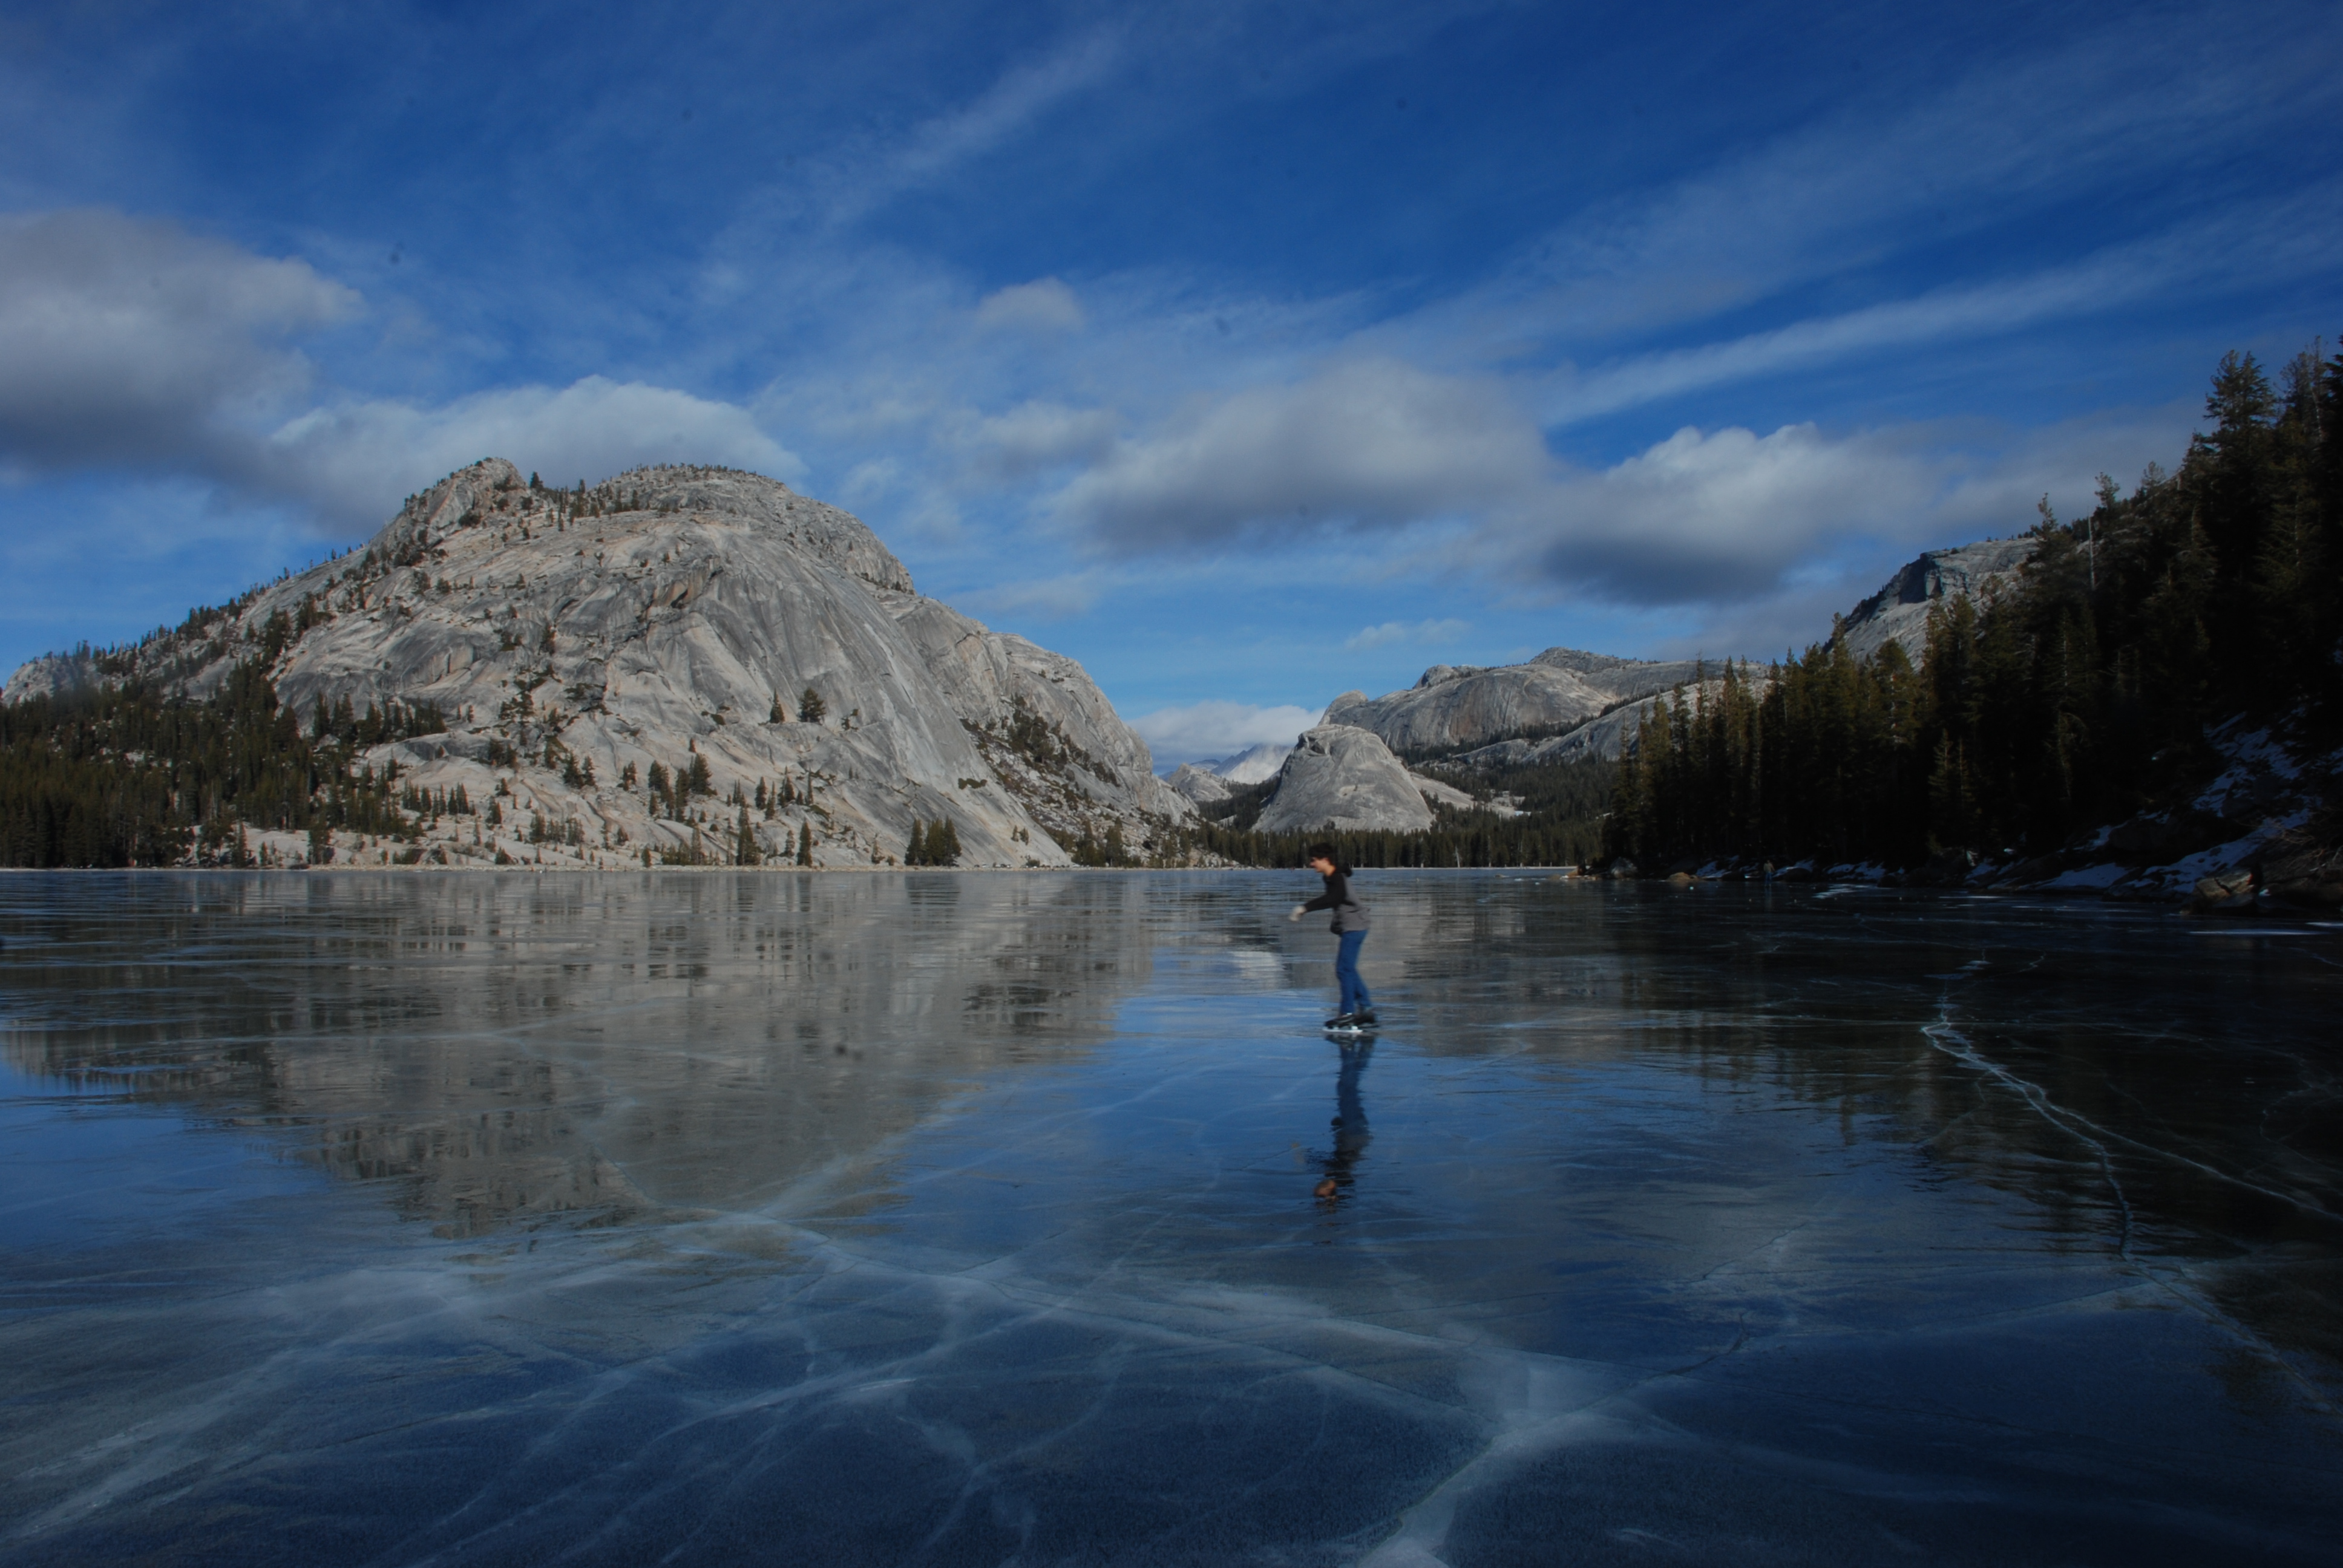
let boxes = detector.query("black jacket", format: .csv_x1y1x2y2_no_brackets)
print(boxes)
1301,867,1369,933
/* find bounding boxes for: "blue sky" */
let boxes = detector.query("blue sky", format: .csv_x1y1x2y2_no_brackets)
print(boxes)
2,0,2338,762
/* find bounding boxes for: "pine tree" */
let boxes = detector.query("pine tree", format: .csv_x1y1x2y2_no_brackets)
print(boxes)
799,688,827,725
796,821,813,866
735,805,760,866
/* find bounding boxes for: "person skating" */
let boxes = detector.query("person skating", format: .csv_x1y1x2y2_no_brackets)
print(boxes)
1289,842,1374,1028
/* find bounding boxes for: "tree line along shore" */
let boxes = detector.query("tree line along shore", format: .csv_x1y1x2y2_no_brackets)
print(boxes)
1598,344,2340,887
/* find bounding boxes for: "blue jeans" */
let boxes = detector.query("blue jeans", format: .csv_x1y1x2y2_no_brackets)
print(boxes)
1335,929,1372,1016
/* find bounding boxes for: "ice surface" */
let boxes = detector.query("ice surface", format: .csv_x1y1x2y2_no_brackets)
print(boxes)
2,871,2340,1566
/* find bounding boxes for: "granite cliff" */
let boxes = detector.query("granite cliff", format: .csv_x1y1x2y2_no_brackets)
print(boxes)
1187,725,1476,836
1837,538,2034,661
1316,541,2041,774
1323,648,1712,757
7,460,1190,868
1254,726,1437,835
1165,763,1234,805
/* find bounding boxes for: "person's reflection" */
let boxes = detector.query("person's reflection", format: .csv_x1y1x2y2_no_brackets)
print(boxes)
1312,1039,1374,1204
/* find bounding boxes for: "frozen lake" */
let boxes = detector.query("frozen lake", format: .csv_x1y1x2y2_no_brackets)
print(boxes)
2,871,2339,1565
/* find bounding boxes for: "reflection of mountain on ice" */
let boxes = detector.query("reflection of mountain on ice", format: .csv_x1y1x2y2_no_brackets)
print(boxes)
1207,742,1293,784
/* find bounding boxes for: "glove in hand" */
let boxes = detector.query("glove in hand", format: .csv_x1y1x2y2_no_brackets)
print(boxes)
1288,904,1305,922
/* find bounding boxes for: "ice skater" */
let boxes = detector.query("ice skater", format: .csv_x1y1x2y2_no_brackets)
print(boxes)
1289,841,1374,1029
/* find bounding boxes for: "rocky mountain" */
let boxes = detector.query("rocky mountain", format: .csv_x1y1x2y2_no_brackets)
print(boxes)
1307,541,2039,775
8,460,1191,869
1165,763,1234,805
1444,682,1731,771
1323,648,1712,757
1255,725,1435,835
1175,724,1479,834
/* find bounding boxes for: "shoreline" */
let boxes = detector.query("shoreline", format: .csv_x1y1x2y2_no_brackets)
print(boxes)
9,863,2335,920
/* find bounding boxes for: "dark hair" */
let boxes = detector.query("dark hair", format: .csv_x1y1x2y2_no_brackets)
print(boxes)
1305,841,1337,864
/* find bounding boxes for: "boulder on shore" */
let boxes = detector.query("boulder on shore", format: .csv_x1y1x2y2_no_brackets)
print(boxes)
2191,868,2257,913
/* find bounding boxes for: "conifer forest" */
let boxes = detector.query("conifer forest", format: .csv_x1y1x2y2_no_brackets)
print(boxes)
1598,344,2342,872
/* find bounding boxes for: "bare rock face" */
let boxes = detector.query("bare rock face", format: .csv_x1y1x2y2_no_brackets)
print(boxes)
1324,648,1711,756
41,459,1189,869
1166,763,1234,805
1407,771,1476,811
0,652,96,704
1451,675,1746,768
1303,543,2036,773
1839,538,2034,662
1255,725,1434,835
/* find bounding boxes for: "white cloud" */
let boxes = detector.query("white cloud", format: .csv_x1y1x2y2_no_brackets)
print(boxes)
1504,422,1943,604
0,209,357,472
1041,361,1944,606
966,398,1116,480
0,209,807,530
262,377,804,525
1130,700,1325,766
1345,618,1470,652
975,278,1087,334
1056,358,1548,547
1038,333,2192,617
1495,401,2197,638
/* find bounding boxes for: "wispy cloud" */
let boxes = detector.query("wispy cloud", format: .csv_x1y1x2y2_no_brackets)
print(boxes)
974,277,1087,334
1536,185,2343,427
812,28,1124,231
1409,13,2343,363
1345,618,1469,652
